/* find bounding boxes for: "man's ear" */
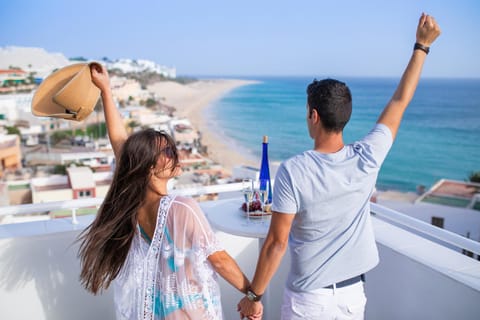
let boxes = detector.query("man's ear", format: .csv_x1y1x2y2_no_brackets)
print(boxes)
311,108,320,124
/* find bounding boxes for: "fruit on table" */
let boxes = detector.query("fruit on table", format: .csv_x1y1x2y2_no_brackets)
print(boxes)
241,200,262,212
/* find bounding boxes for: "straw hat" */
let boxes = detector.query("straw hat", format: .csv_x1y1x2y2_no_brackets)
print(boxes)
31,62,101,121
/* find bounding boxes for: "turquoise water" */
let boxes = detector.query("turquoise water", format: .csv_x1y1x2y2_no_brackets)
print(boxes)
208,77,480,192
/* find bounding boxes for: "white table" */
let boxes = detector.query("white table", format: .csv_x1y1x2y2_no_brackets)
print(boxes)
200,197,270,239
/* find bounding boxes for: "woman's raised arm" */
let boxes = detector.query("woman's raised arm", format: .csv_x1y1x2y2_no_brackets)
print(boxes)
90,63,128,160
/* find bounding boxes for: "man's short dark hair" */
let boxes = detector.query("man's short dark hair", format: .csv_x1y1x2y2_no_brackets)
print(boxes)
306,79,352,132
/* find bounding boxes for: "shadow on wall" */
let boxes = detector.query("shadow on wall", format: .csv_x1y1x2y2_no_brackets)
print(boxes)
216,235,259,319
214,231,290,320
0,231,114,320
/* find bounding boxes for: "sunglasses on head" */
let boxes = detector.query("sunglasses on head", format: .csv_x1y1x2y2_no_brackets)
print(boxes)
160,146,175,159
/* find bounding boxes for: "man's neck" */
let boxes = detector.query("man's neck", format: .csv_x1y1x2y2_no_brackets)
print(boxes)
313,131,344,154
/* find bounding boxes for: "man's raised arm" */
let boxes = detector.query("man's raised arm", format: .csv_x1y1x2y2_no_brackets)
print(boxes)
377,13,441,140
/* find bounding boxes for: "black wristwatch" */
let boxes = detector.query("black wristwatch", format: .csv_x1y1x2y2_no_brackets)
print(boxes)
414,42,430,55
246,287,262,302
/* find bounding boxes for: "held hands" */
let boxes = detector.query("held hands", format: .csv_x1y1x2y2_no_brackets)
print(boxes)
416,12,441,47
237,297,263,320
90,63,111,94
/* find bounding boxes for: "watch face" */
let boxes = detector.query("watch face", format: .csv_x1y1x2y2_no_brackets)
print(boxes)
247,290,260,301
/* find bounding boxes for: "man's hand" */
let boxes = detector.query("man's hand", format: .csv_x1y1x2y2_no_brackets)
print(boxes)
416,13,441,47
237,297,263,320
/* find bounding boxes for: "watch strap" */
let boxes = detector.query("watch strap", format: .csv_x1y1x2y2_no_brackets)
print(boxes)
414,42,430,54
247,287,263,302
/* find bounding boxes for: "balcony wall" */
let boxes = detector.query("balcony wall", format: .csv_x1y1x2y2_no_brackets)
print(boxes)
366,218,480,319
0,219,114,320
0,204,479,319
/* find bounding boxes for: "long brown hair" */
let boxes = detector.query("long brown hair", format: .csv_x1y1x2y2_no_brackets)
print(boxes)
77,129,178,294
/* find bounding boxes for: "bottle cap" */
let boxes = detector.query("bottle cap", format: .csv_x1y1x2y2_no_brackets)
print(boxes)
263,136,268,143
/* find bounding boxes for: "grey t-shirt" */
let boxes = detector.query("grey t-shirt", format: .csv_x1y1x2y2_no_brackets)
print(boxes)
272,124,393,292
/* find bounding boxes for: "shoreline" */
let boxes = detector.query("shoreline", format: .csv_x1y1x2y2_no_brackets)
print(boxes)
147,79,260,173
146,78,446,196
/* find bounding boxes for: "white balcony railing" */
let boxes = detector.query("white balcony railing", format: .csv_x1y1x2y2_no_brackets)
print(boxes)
2,182,479,256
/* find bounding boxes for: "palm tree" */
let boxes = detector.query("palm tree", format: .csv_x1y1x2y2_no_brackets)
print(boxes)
5,126,21,136
468,171,480,183
127,120,140,134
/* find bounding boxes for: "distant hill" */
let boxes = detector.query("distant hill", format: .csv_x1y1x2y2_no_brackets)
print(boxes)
0,46,70,78
0,46,177,80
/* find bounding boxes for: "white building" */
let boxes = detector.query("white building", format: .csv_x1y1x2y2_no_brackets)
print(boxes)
25,150,114,168
109,76,150,101
377,179,480,252
0,93,36,122
30,168,112,204
107,58,176,78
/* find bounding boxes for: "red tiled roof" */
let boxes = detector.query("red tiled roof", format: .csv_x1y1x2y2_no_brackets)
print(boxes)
431,180,480,200
0,69,26,74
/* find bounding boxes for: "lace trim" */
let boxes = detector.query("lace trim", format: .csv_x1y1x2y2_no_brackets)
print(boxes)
204,236,224,261
140,195,174,320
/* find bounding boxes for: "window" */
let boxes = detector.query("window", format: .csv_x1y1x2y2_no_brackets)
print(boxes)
462,231,474,258
431,216,444,229
79,190,92,198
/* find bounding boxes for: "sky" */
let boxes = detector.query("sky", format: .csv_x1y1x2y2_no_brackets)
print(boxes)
1,0,479,78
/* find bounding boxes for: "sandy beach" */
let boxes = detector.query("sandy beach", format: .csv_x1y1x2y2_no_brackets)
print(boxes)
148,79,260,172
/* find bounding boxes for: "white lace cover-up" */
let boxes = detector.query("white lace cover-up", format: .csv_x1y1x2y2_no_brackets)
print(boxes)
113,195,224,319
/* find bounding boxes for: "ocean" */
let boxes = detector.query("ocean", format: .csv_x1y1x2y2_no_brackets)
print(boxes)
208,77,480,192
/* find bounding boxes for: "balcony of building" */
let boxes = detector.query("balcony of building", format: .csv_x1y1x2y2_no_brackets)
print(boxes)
0,183,479,320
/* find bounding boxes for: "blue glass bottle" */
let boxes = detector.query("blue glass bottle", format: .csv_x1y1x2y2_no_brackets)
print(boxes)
259,136,272,203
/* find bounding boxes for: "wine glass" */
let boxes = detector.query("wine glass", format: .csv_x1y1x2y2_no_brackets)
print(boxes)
257,188,268,224
242,179,253,224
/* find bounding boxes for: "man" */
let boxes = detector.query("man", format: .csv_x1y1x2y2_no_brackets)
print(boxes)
238,13,440,320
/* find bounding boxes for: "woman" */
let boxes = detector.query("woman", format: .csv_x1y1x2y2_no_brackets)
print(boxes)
78,63,261,320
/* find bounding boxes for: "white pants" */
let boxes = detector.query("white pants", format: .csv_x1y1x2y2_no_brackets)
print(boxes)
280,281,367,320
